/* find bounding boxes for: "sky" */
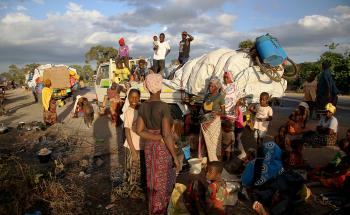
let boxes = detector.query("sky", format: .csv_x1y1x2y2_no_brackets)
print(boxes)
0,0,349,72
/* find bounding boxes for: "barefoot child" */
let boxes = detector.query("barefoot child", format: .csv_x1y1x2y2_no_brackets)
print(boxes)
250,92,273,145
205,161,228,215
82,98,94,128
234,99,247,159
124,89,145,188
221,120,234,161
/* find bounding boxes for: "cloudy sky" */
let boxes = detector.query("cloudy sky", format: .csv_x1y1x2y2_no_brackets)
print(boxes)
0,0,349,72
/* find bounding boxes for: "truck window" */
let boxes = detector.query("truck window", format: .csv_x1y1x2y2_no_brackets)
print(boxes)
96,65,109,85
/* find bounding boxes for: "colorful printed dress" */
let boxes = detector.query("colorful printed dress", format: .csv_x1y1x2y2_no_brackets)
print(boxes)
138,100,176,214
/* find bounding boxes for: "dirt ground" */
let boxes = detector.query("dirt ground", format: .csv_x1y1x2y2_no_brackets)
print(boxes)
1,88,349,214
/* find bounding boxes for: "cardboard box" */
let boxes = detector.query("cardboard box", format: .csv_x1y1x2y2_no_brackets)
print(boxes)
43,66,70,89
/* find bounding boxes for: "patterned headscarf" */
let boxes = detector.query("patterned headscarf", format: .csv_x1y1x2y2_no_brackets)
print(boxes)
223,71,233,84
119,37,125,46
144,73,163,94
325,103,336,113
209,76,222,90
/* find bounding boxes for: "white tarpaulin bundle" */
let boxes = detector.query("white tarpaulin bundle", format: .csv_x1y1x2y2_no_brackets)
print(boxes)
164,48,287,103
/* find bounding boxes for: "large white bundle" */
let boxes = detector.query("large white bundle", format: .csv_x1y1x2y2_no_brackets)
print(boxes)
164,49,287,103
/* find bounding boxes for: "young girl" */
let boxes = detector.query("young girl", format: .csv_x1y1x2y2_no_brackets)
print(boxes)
124,89,145,188
221,120,234,161
249,92,273,145
106,83,125,125
234,99,247,160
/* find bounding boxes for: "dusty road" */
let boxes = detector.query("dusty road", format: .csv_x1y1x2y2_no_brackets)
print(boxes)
1,88,350,167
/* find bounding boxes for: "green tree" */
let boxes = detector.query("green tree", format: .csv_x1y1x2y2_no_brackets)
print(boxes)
325,42,339,51
238,39,255,49
23,63,40,74
85,45,118,68
82,64,94,81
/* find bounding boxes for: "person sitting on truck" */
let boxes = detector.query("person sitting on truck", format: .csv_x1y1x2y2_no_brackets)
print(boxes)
118,37,130,69
114,60,131,83
131,59,148,82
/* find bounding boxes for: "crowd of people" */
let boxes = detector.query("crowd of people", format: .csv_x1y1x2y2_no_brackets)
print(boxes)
34,31,350,215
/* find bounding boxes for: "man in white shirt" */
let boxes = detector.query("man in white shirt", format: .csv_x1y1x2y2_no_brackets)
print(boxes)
153,33,170,77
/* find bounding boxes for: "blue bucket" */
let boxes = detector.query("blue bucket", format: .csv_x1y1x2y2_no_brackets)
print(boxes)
256,34,287,67
182,145,191,160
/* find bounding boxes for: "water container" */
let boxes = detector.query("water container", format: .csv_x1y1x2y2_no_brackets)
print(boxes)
255,34,287,67
182,145,191,160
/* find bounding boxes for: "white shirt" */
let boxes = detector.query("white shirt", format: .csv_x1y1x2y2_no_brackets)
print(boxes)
319,116,338,133
253,104,273,132
153,40,170,60
123,107,143,150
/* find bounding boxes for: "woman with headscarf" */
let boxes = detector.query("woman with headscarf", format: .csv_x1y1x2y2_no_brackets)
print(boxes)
118,37,130,69
222,71,240,119
200,77,225,161
136,73,180,215
242,141,310,215
303,103,338,146
42,79,57,126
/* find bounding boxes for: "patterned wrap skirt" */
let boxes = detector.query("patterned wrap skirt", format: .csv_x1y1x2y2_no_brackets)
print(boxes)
144,129,176,215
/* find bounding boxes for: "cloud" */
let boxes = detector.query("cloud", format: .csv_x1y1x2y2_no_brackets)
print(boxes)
256,7,350,62
1,12,31,24
32,0,45,4
298,15,338,30
16,5,27,11
0,1,349,71
330,5,350,19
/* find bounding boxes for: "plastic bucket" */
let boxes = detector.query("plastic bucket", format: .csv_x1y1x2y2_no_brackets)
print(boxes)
182,145,191,160
188,158,202,174
256,34,287,66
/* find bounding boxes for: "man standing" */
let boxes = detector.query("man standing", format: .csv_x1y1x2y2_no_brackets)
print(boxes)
316,60,339,110
153,33,170,77
178,31,194,66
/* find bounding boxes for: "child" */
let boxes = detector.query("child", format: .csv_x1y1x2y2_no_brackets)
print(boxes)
132,59,148,82
234,99,247,160
114,60,130,83
124,89,145,188
153,35,159,55
221,120,234,161
274,126,291,152
205,161,228,215
82,98,94,128
106,83,124,125
249,92,273,145
288,139,305,169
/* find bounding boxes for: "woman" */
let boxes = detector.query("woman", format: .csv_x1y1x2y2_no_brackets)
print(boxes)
118,37,130,69
303,103,338,146
242,142,309,215
42,79,57,125
136,73,180,215
222,71,240,119
201,77,225,161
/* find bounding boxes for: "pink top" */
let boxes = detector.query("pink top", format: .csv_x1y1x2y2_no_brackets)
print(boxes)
235,107,244,128
119,45,129,57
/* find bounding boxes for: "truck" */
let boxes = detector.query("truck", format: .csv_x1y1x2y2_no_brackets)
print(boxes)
95,34,298,123
26,64,79,100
